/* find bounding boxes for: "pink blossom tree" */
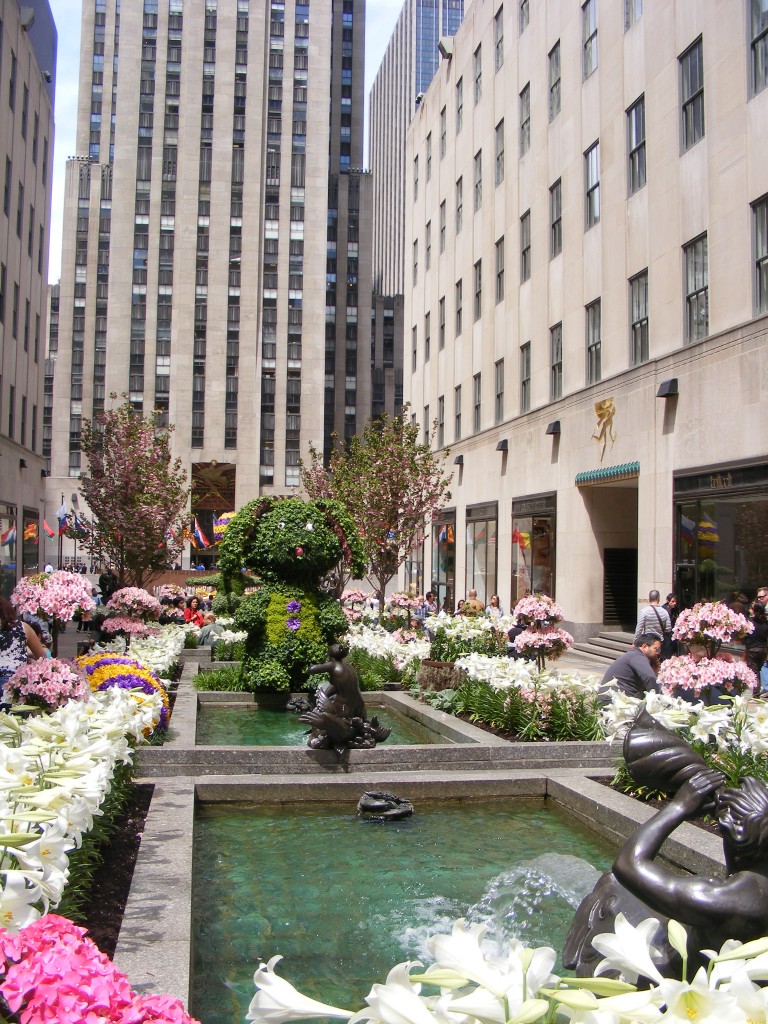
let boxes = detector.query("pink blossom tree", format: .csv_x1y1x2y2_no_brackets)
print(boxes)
301,409,452,609
78,399,189,589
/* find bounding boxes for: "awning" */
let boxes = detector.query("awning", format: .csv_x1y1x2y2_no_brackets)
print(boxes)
576,461,640,486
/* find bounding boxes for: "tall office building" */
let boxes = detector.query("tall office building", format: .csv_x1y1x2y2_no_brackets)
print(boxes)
406,0,768,634
0,0,56,594
368,0,464,295
48,0,370,557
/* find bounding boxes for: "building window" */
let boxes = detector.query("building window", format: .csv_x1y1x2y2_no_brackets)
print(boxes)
550,179,562,258
413,155,419,201
519,83,530,156
625,0,643,30
456,77,463,133
412,325,418,371
440,200,446,251
440,106,447,156
627,96,646,194
548,42,561,120
423,406,430,446
426,133,432,181
684,233,708,342
520,210,531,282
439,296,446,348
473,372,482,432
474,45,482,104
495,236,505,303
585,141,600,229
413,240,418,284
437,395,445,447
474,259,482,320
754,195,768,314
680,38,704,152
519,0,529,34
474,151,482,211
494,6,504,71
586,299,601,383
630,270,649,365
425,221,431,270
582,0,598,79
495,119,505,185
455,279,463,335
422,312,431,362
550,323,563,400
456,177,463,233
454,385,462,440
495,358,505,422
752,1,768,96
519,343,531,413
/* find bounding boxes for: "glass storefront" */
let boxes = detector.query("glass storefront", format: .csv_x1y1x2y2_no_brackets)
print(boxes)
404,530,425,597
465,503,497,607
511,494,556,605
674,463,768,606
22,509,40,576
0,503,17,599
432,510,456,613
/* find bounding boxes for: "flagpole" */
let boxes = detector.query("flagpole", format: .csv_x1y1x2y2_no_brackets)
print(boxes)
58,493,63,569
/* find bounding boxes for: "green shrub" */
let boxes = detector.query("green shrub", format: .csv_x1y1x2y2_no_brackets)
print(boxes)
194,665,246,692
453,679,604,741
347,647,403,691
211,638,246,662
429,626,501,662
183,630,198,649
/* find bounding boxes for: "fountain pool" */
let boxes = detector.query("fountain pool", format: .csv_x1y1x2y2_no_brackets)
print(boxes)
190,797,614,1024
195,703,446,746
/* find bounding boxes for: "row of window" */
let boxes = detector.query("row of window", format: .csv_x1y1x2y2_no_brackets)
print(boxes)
0,377,37,451
415,195,768,441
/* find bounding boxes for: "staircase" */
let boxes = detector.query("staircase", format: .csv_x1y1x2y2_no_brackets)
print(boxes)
571,630,635,667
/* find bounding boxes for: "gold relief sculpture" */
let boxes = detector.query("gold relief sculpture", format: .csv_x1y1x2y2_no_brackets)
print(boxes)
591,398,616,463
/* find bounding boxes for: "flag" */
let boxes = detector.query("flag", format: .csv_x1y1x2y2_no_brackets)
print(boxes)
438,526,447,543
56,499,68,535
512,529,530,551
0,525,16,546
23,523,38,541
58,517,68,536
43,520,56,538
74,513,87,535
193,518,211,548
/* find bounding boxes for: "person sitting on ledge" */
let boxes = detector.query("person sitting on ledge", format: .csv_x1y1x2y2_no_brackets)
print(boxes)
599,633,661,701
197,612,224,646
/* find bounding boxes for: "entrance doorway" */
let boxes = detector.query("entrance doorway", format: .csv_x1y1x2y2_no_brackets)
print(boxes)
603,548,638,628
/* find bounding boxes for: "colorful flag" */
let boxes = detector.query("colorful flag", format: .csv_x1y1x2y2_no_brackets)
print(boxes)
23,523,38,541
56,499,68,535
193,518,211,549
73,513,87,534
0,525,16,546
512,529,531,550
42,520,56,538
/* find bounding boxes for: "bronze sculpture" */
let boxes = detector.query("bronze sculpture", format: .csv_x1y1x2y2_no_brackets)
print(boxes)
357,791,414,821
564,709,768,982
299,644,391,756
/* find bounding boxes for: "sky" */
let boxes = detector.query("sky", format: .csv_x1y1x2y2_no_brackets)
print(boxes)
46,0,403,284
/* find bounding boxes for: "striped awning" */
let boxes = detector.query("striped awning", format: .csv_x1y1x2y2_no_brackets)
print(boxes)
575,461,640,486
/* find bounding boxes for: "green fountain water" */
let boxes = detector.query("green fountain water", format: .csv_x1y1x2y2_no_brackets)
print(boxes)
191,799,614,1024
196,704,443,746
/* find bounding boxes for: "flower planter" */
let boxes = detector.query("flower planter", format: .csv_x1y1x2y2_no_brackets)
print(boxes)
417,659,467,692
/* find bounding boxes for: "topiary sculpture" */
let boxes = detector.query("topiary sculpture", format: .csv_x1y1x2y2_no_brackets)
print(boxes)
217,496,366,693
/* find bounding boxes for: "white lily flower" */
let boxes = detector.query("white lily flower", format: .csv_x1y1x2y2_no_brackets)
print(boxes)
352,962,438,1024
0,870,43,930
657,967,742,1023
247,955,354,1022
427,919,510,996
592,914,664,984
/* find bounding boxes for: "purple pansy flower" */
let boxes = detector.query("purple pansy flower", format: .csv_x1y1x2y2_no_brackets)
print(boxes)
286,600,302,614
286,618,301,631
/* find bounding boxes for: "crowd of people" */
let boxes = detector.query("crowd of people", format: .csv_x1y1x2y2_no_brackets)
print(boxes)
601,586,768,700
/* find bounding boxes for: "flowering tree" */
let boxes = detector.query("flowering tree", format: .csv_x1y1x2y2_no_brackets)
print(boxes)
301,410,452,608
78,400,189,588
511,594,574,671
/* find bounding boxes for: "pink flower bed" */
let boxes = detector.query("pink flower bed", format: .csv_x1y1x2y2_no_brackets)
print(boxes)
2,659,89,711
658,654,758,697
11,571,94,623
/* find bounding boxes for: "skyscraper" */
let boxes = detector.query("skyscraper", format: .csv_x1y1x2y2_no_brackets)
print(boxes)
368,0,464,295
48,0,370,556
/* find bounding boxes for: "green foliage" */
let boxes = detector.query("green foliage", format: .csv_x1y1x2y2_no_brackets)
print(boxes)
212,591,242,615
57,763,136,924
347,647,404,691
453,679,605,742
183,630,198,649
211,638,245,662
413,687,459,712
429,626,500,662
194,665,247,692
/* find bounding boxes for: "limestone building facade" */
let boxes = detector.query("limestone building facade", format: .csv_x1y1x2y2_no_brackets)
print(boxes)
406,0,768,634
48,0,370,561
0,0,56,594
